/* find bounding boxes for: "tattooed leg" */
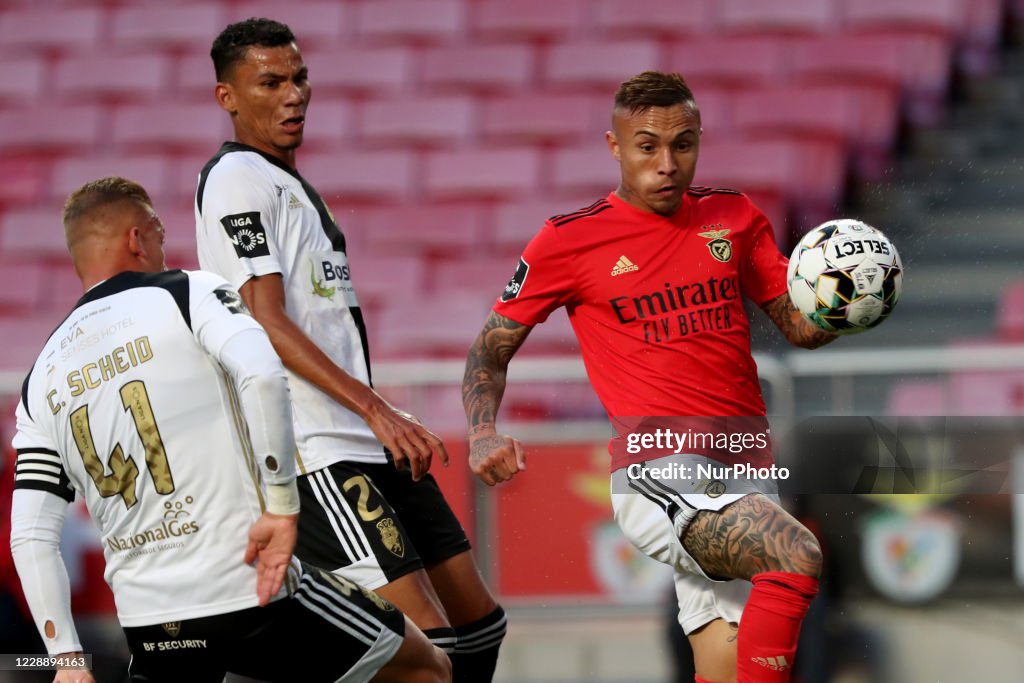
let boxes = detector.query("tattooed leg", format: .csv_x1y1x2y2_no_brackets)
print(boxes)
681,494,822,580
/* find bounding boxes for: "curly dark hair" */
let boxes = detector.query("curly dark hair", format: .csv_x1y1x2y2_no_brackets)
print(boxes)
614,71,697,116
211,17,296,81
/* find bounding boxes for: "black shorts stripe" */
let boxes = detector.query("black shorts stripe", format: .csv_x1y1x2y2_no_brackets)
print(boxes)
296,575,382,645
309,470,372,560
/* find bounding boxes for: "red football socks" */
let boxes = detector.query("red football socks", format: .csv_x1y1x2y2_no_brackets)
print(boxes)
736,571,819,682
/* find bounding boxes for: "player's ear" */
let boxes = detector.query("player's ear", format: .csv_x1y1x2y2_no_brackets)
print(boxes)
215,82,236,115
126,226,145,260
606,130,621,161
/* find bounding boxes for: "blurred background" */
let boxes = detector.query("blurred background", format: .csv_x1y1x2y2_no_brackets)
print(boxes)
1,0,1023,681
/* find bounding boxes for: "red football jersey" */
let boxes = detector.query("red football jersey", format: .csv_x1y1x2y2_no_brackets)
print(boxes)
493,189,788,471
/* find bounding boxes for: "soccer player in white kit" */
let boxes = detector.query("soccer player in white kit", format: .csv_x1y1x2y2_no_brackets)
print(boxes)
194,19,505,681
9,177,449,683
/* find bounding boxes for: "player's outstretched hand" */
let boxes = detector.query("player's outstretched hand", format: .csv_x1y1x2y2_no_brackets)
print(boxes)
53,659,95,683
365,399,450,480
468,430,526,486
245,512,299,606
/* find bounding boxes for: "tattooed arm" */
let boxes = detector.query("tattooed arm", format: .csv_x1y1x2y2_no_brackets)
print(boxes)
760,293,837,350
462,311,533,486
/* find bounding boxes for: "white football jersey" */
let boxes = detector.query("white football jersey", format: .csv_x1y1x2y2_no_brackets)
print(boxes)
13,270,279,627
195,143,385,471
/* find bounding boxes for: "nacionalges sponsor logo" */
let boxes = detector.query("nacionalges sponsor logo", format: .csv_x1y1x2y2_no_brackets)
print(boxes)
106,497,200,554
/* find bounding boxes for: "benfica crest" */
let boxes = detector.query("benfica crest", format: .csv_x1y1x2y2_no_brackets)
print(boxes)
698,227,732,263
377,518,405,558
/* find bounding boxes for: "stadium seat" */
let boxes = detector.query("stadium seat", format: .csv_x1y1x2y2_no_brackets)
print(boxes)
0,159,48,205
423,149,541,199
474,0,587,40
422,45,534,91
360,96,476,146
0,105,101,153
42,265,85,316
0,261,45,314
0,205,66,261
0,315,65,374
668,36,789,93
0,57,45,103
300,150,416,202
304,46,414,93
546,41,662,88
174,54,215,100
480,94,604,143
372,292,493,357
959,0,1007,75
0,7,102,51
111,5,227,49
49,156,172,203
355,0,466,43
996,280,1024,342
53,53,171,102
886,379,950,416
227,1,352,48
840,0,962,37
592,0,715,39
430,256,523,294
357,204,486,254
296,98,351,152
549,145,619,195
718,0,839,35
949,370,1024,416
348,254,427,308
491,196,602,250
110,103,231,153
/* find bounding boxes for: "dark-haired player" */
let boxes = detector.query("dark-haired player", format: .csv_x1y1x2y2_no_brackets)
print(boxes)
463,71,837,683
194,19,504,682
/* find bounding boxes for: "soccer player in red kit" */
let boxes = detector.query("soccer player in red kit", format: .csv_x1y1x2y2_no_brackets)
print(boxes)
462,71,837,683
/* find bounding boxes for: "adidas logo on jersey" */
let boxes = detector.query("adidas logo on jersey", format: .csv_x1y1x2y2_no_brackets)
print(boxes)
288,192,306,210
610,255,639,276
751,655,790,672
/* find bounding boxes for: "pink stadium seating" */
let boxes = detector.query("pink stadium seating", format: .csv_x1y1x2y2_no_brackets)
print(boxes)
960,0,1007,75
718,0,839,35
0,261,45,313
0,205,67,261
50,156,172,203
474,0,587,41
296,98,351,152
592,0,714,39
110,103,230,152
360,96,476,146
546,41,662,88
0,57,45,102
549,145,618,195
0,159,48,205
430,256,522,294
348,254,427,307
174,54,215,100
0,315,65,374
356,205,486,254
841,0,962,37
949,370,1024,416
668,36,789,93
300,150,416,202
0,7,102,51
111,5,227,49
228,1,352,48
490,196,601,250
0,105,101,153
43,265,85,316
480,94,604,143
371,292,493,358
733,85,863,143
304,47,414,92
423,149,542,199
422,45,534,91
53,53,171,102
355,0,466,43
996,280,1024,342
886,379,949,416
